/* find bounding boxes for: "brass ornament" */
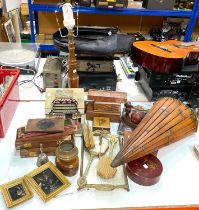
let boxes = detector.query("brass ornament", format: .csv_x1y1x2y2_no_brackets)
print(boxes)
36,144,49,167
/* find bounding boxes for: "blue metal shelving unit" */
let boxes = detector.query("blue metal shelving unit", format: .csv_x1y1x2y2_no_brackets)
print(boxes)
28,0,199,51
184,0,199,42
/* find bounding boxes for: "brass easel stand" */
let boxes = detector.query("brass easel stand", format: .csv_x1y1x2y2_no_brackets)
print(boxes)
77,134,129,191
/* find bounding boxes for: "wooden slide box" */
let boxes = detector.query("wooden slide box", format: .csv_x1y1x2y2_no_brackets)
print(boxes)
20,147,57,158
16,124,76,142
86,102,121,123
86,111,121,123
15,124,76,151
88,89,127,103
94,101,121,113
16,139,59,150
25,118,65,133
15,135,73,150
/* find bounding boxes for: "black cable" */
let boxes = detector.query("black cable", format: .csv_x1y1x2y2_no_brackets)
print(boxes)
17,71,36,85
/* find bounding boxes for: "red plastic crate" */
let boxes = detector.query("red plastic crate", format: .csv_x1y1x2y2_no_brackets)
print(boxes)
0,69,20,138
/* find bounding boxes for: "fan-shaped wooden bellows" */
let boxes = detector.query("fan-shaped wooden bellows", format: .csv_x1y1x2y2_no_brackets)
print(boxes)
111,97,198,168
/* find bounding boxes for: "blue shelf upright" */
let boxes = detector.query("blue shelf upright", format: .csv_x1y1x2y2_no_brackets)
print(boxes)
184,0,199,42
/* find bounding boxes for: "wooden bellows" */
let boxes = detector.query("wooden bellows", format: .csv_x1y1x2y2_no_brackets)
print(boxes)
111,97,198,168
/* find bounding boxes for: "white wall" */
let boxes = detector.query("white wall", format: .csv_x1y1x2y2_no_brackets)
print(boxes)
3,0,21,12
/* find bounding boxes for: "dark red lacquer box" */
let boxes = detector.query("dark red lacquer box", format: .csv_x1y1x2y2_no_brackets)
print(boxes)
126,154,163,186
0,69,20,138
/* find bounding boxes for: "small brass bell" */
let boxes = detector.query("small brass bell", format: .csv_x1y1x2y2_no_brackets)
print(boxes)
36,144,49,167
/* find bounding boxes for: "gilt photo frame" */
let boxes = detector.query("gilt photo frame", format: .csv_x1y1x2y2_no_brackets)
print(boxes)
0,177,33,208
25,161,71,202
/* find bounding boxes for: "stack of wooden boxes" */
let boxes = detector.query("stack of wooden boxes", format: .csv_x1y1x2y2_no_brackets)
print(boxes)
15,119,76,158
86,89,127,123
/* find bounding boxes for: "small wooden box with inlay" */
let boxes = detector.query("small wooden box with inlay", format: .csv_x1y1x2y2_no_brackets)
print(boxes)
88,89,127,103
93,117,110,131
94,102,121,113
86,101,121,123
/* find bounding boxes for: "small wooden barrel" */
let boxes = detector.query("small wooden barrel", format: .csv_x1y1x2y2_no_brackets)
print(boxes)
55,141,79,176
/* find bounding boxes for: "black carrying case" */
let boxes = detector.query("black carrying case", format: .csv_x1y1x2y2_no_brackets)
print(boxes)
53,26,135,58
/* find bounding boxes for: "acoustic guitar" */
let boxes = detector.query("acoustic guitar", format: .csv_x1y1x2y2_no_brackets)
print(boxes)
131,40,199,73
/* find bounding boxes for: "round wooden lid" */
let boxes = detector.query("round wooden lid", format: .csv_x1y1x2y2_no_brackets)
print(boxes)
126,154,163,186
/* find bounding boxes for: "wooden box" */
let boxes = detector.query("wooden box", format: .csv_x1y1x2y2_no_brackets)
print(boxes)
86,101,121,122
15,134,73,150
20,147,57,158
94,101,121,113
88,89,127,104
15,120,76,150
25,118,65,133
93,117,110,131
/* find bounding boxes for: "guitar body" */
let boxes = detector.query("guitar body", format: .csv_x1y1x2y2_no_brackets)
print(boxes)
131,40,199,73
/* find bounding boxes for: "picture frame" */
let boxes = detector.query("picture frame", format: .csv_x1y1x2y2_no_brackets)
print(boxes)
8,8,23,42
3,19,16,43
25,161,71,202
0,177,33,208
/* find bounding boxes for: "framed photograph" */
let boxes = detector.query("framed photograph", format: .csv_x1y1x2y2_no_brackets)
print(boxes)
25,161,71,202
3,19,16,43
0,177,33,208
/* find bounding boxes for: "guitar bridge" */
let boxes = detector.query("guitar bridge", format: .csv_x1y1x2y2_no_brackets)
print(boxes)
151,43,172,53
